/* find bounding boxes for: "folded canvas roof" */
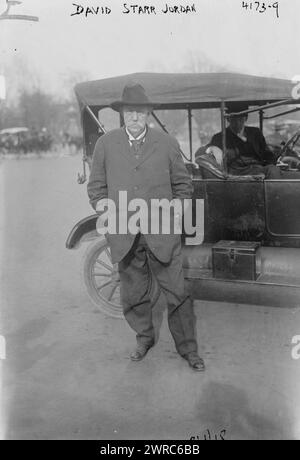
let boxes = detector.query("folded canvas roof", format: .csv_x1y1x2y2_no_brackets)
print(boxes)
75,72,297,111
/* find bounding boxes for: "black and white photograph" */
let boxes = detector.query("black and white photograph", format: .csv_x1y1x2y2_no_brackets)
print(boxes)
1,0,300,442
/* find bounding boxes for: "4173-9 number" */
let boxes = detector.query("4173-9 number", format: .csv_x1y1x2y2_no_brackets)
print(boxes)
242,1,279,18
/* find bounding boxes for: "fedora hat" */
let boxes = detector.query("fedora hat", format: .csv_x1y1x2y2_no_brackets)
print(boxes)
111,83,154,112
226,102,249,116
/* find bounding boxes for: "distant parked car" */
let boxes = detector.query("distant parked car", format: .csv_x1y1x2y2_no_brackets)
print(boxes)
0,127,53,153
0,127,29,153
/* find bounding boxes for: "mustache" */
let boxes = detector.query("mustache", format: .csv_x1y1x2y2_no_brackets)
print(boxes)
127,122,144,127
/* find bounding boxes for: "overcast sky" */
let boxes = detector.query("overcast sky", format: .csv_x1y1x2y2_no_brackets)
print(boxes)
0,0,300,97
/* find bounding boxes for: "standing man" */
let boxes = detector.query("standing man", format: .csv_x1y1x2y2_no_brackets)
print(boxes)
87,83,205,371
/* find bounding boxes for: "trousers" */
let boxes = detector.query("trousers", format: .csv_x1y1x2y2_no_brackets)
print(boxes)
118,233,198,356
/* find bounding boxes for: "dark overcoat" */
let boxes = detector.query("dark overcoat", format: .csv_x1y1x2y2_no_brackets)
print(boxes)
87,127,193,264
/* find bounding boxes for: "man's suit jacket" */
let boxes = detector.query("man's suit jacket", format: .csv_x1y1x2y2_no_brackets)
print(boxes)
211,126,275,173
87,127,193,264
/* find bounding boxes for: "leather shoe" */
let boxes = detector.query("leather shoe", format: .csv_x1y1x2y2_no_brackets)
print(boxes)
184,352,205,372
130,343,153,361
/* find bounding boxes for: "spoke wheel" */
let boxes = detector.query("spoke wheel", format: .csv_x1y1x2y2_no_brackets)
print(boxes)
82,238,160,318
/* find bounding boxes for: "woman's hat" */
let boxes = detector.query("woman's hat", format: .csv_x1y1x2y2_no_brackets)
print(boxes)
111,83,154,112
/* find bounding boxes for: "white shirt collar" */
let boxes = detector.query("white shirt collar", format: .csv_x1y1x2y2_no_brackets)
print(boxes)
125,126,147,143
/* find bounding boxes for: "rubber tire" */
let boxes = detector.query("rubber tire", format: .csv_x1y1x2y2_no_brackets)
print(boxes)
82,237,160,319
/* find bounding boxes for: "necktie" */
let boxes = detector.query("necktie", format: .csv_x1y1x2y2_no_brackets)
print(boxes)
131,138,144,152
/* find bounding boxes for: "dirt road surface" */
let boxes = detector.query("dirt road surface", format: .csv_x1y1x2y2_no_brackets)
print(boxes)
1,155,300,440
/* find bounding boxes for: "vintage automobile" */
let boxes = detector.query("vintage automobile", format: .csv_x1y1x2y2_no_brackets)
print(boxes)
0,126,53,154
66,72,300,317
0,127,29,152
